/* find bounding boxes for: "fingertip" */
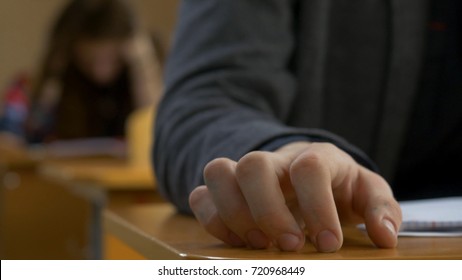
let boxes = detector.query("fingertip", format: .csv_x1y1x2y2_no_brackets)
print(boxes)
315,230,342,253
378,218,399,248
363,199,401,248
355,168,402,249
382,218,397,238
366,217,399,249
189,186,239,247
276,233,304,252
189,187,217,229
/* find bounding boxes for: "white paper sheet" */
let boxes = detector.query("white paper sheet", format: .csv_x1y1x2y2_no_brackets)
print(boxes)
358,196,462,237
398,196,462,237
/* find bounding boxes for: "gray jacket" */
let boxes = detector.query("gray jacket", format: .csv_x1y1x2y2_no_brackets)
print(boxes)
154,0,429,213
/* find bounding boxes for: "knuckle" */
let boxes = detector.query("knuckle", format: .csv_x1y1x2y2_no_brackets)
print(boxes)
235,151,271,181
203,157,232,182
290,150,324,176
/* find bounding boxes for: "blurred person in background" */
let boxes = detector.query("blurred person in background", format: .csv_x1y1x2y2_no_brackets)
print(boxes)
0,0,162,145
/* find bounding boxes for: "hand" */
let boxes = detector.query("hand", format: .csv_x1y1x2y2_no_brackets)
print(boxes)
123,32,155,65
124,32,162,108
189,142,402,252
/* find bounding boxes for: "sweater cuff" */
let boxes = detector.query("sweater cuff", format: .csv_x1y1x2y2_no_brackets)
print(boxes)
257,134,378,173
258,135,311,152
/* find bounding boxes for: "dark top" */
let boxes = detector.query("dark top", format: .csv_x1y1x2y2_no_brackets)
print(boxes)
393,0,462,200
28,63,134,143
154,0,461,213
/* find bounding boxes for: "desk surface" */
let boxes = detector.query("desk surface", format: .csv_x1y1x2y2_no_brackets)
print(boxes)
1,141,155,190
104,202,462,260
38,157,158,259
0,146,37,169
39,158,155,190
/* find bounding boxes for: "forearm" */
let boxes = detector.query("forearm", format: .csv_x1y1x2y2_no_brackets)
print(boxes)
154,85,376,213
154,87,300,212
153,0,375,213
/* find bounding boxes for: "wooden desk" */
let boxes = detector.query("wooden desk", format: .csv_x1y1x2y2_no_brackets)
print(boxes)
0,147,88,259
39,158,159,259
0,145,37,170
104,202,462,260
39,158,155,190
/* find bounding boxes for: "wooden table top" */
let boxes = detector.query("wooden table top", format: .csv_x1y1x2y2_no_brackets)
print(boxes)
39,158,155,190
0,145,37,169
104,202,462,260
1,138,155,190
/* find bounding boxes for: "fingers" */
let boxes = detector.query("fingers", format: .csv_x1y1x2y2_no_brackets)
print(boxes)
191,142,402,253
354,167,402,248
289,143,401,251
189,185,245,247
203,157,272,249
289,144,344,252
195,155,305,251
235,152,305,251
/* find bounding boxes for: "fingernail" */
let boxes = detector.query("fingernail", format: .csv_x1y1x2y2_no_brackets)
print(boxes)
316,230,340,253
228,231,246,247
277,233,301,251
382,219,397,237
246,229,270,249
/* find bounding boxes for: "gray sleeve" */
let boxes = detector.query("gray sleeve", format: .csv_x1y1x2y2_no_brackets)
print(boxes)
153,0,375,214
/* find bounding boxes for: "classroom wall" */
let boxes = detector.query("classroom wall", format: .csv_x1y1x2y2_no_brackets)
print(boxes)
0,0,179,96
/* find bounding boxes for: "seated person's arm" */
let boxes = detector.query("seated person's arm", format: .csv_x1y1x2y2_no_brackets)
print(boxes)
154,0,401,253
125,32,163,109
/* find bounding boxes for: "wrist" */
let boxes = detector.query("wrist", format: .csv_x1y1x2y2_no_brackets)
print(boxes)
259,135,311,152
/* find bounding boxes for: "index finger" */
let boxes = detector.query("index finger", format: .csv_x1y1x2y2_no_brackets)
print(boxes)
235,151,306,251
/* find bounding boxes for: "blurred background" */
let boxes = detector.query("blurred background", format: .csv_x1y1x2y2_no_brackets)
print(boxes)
0,0,179,90
0,0,179,260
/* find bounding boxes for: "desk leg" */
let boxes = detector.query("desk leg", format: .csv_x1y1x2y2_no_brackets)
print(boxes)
68,183,106,260
89,202,103,259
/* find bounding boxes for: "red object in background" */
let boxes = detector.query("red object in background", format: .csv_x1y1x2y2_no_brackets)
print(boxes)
4,73,30,106
0,73,31,136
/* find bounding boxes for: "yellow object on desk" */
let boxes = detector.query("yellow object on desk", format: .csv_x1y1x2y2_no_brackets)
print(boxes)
126,106,154,168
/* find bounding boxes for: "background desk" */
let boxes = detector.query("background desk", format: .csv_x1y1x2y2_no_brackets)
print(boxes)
0,147,88,259
39,158,159,259
104,202,462,260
